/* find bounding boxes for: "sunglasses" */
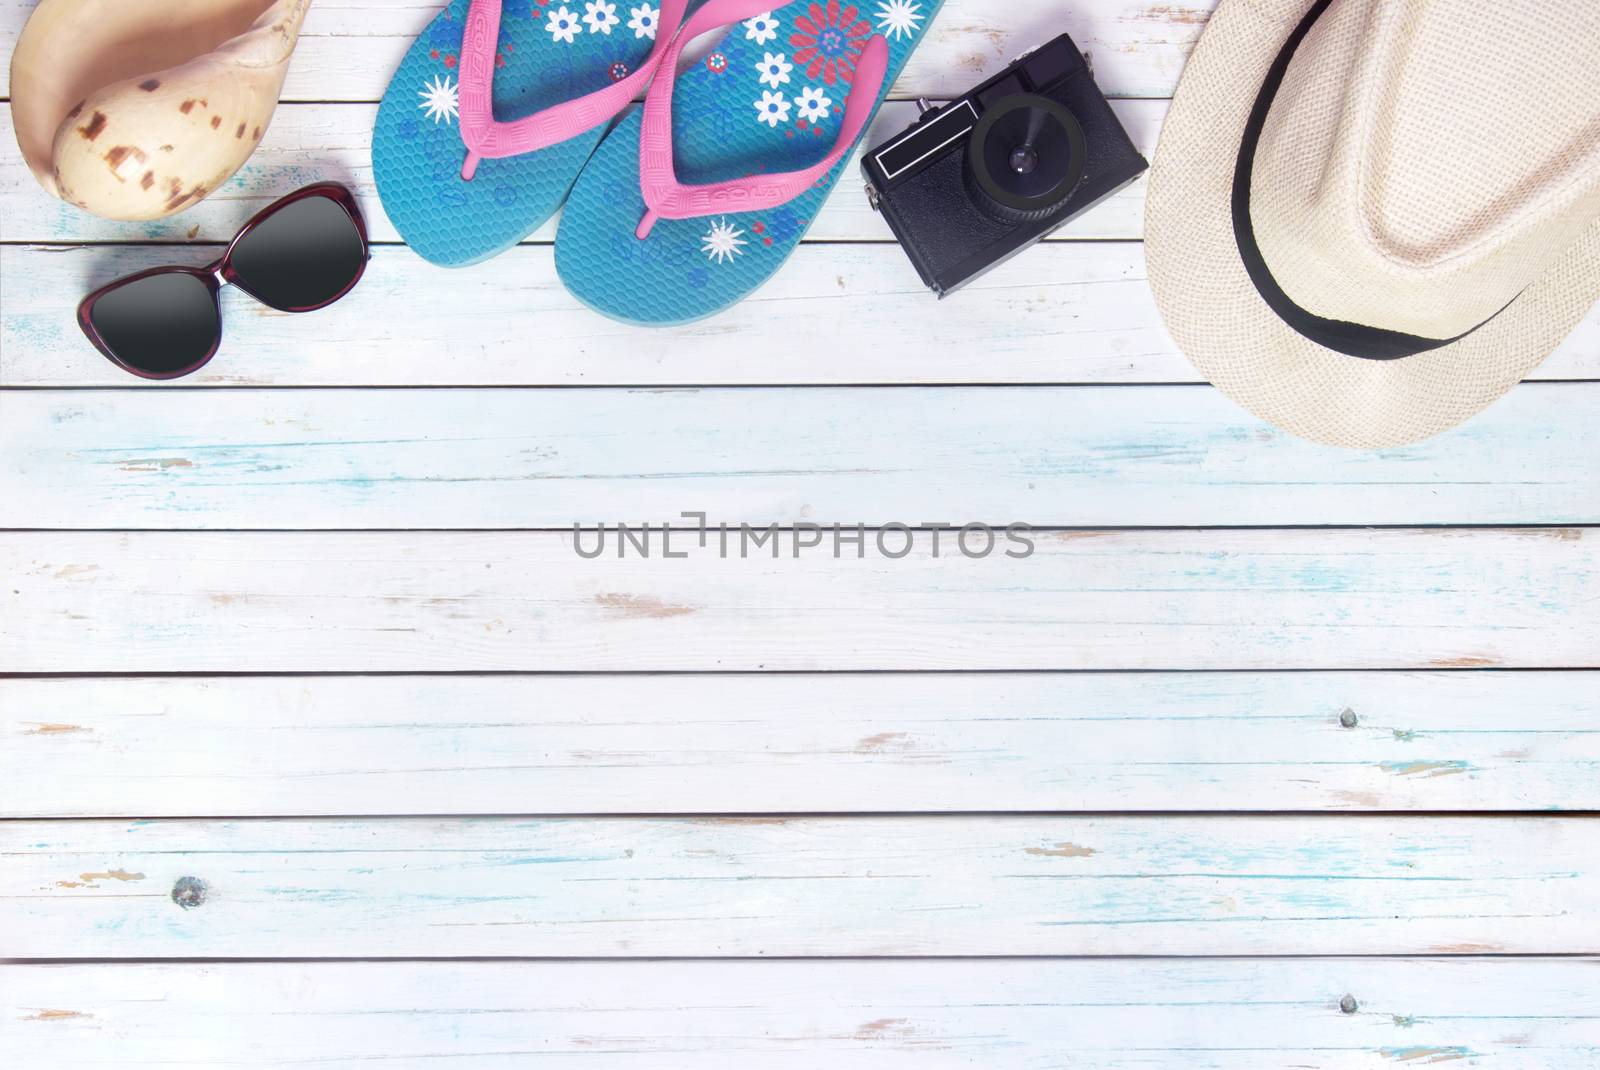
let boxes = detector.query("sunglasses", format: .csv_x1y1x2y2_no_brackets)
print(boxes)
77,183,369,380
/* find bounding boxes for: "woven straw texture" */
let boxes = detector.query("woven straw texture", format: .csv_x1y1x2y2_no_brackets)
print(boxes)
1145,0,1600,448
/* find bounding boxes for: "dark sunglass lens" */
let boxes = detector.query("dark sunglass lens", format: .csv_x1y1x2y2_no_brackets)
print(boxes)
88,272,218,376
229,194,364,310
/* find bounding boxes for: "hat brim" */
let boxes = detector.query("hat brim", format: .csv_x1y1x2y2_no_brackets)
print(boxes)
1145,0,1600,448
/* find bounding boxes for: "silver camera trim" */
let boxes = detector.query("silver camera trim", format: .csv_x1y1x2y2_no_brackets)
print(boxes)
871,99,980,182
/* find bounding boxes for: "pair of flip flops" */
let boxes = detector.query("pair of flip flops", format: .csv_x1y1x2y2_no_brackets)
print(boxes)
373,0,943,325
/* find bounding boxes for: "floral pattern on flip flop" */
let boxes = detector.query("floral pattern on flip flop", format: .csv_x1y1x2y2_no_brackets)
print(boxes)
756,51,794,88
627,3,660,38
794,85,831,122
745,2,884,131
418,74,460,124
746,2,886,132
790,1,873,85
744,11,781,45
582,1,620,34
754,90,792,126
701,217,747,263
545,5,583,42
873,0,923,40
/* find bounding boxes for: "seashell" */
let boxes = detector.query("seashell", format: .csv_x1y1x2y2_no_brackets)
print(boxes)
10,0,312,220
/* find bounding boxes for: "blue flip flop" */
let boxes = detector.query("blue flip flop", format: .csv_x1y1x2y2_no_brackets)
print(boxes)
373,0,694,267
555,0,943,323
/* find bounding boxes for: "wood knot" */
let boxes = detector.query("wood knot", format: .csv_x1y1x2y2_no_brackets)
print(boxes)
171,876,208,909
1338,708,1359,729
1339,994,1359,1015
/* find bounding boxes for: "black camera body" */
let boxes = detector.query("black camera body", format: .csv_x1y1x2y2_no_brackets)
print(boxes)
862,34,1148,297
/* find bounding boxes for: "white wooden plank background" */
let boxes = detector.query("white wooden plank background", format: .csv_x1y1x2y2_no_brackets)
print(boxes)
5,672,1596,817
6,529,1596,673
4,0,1598,1061
6,959,1598,1068
9,382,1600,527
6,816,1596,957
5,385,1600,528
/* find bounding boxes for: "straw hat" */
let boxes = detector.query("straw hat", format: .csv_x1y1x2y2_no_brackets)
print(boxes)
1145,0,1600,448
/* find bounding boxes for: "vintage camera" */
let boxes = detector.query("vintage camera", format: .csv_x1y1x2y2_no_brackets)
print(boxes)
862,34,1148,297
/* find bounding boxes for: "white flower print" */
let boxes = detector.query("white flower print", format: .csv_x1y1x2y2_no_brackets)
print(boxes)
874,0,924,41
582,0,620,35
626,3,659,39
418,74,459,125
545,5,582,42
743,11,780,46
755,51,793,89
795,85,831,122
753,90,791,127
702,218,747,264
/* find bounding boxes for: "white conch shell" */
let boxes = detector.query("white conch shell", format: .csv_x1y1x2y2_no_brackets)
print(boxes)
10,0,312,220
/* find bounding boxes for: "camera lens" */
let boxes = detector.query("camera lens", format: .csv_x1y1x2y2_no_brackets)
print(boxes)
965,94,1086,223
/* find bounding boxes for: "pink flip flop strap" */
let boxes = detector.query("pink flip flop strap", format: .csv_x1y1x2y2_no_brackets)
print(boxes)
458,0,691,181
634,0,889,238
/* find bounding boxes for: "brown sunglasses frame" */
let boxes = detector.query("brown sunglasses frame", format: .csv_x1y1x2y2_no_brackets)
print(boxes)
76,183,370,381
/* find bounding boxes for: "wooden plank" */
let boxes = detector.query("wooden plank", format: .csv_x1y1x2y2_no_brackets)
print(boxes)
4,816,1595,957
5,529,1595,674
4,672,1596,818
6,959,1598,1067
0,101,1164,244
6,384,1599,529
4,528,1596,674
0,241,1194,387
6,245,1598,387
0,0,1215,103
